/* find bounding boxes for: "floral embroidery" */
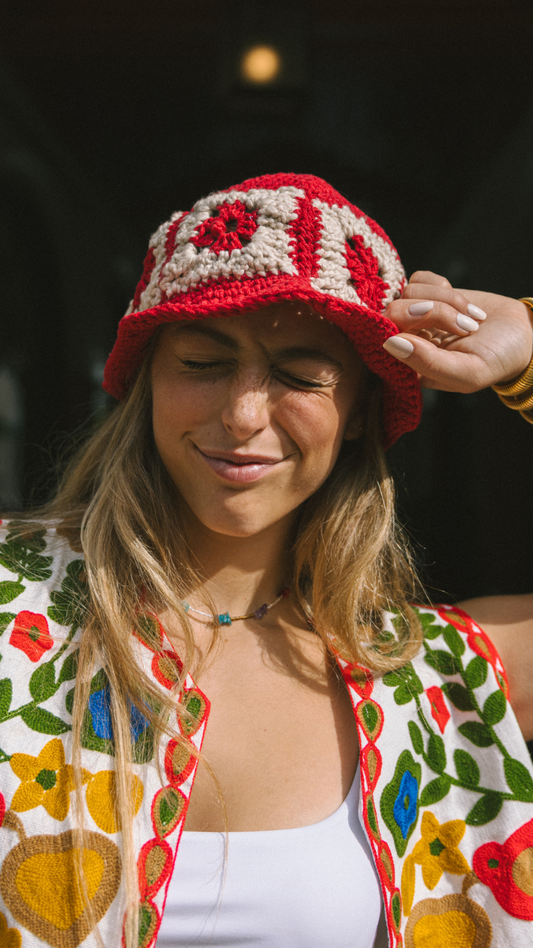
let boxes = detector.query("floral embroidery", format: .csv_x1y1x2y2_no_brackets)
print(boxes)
412,811,469,889
426,686,450,734
0,911,21,948
9,611,53,662
381,750,421,856
393,771,419,840
404,893,492,948
190,201,258,255
86,770,143,834
10,738,90,821
473,818,533,920
88,685,149,742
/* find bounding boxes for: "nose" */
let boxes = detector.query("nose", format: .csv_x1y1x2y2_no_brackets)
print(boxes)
221,370,270,440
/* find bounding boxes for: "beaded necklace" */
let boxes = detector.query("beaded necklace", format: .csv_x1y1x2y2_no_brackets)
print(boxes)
183,587,290,626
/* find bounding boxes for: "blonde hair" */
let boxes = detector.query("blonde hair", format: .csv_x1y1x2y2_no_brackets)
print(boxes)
14,342,423,945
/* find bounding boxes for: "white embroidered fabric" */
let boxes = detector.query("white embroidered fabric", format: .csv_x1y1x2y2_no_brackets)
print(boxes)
157,765,382,947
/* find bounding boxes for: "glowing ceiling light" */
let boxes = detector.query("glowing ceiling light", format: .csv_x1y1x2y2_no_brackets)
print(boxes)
241,45,282,85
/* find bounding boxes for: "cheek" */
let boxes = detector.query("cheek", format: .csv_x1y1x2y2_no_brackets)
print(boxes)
279,396,347,463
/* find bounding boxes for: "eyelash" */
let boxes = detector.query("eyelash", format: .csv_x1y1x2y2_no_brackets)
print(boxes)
180,360,323,390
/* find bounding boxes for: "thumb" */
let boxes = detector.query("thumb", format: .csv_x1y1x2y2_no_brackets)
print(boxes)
382,333,488,393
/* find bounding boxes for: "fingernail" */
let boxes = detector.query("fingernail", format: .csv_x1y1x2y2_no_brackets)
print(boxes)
467,303,487,321
408,300,434,316
456,314,479,332
383,336,414,358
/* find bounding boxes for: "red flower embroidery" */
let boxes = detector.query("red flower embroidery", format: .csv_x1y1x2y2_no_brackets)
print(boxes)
473,818,533,920
10,611,53,662
191,201,258,255
426,686,450,734
345,235,389,310
152,650,183,691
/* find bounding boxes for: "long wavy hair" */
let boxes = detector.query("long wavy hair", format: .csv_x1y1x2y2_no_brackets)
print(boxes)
12,334,424,946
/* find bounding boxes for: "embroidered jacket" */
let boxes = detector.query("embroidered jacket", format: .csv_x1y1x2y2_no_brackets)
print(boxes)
0,523,532,948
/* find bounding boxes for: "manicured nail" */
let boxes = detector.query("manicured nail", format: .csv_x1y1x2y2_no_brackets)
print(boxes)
408,300,434,316
467,303,487,321
456,314,479,333
383,336,414,358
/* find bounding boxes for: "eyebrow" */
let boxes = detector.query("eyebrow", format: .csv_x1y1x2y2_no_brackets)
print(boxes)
172,324,344,371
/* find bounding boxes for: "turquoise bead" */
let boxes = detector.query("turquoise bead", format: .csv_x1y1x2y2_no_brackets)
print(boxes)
218,612,232,625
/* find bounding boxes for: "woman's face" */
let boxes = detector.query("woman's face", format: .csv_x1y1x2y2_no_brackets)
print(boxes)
151,302,363,540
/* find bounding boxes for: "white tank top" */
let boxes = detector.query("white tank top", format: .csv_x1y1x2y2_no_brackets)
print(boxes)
157,766,382,947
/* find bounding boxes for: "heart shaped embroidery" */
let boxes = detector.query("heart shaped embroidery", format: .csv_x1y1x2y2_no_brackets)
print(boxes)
0,828,121,947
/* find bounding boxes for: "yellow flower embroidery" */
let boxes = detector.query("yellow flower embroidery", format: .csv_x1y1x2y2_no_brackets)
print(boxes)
0,912,21,948
412,811,470,890
86,770,143,833
10,738,90,821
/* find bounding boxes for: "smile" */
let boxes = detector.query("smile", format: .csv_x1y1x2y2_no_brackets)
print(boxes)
194,446,285,483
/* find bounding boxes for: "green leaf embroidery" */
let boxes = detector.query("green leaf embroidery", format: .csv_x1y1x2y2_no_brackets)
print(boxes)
441,682,476,712
408,720,424,755
29,663,58,702
0,582,25,605
57,650,79,684
420,775,451,806
0,526,53,582
419,612,442,640
504,758,533,801
48,560,89,630
463,656,488,690
443,625,465,657
458,721,494,748
382,663,423,706
0,679,13,719
20,706,71,735
0,613,16,633
65,687,75,716
482,690,507,726
465,791,503,826
424,649,460,677
427,732,447,773
454,749,480,788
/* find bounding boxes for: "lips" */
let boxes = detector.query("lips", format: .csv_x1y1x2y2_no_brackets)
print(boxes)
194,446,284,483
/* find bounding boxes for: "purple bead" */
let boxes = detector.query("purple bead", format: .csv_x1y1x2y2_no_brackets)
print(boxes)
254,603,268,620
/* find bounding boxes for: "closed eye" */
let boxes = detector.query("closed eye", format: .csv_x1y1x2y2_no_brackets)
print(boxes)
180,359,227,371
275,371,328,390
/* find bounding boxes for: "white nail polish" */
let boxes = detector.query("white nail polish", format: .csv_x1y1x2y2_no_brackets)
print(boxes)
456,314,479,332
408,300,434,316
383,336,414,358
467,303,487,321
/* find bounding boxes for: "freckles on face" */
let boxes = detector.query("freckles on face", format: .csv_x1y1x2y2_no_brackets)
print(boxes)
150,304,363,538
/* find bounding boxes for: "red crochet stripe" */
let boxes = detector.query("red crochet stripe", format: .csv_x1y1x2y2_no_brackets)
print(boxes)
130,246,156,313
288,196,321,279
160,212,188,304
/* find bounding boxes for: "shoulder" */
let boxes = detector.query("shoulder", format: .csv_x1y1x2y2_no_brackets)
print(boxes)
457,595,533,742
0,518,87,642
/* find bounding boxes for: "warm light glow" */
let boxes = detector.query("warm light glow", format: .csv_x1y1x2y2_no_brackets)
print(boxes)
241,45,281,85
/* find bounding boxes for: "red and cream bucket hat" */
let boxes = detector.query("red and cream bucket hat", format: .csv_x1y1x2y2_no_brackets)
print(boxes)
103,172,422,446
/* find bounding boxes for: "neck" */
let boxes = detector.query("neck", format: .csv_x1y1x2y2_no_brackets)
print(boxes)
182,512,294,617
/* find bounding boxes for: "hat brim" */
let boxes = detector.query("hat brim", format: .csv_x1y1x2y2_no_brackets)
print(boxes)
103,273,422,448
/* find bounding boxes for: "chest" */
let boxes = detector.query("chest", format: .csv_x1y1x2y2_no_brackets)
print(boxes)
175,621,360,831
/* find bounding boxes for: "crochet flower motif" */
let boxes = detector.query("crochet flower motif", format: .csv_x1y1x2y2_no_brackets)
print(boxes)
190,201,258,255
426,685,451,734
9,611,53,662
345,235,389,310
10,738,90,821
412,811,469,889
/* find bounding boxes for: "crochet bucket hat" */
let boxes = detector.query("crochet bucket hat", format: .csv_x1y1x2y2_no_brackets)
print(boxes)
103,173,422,446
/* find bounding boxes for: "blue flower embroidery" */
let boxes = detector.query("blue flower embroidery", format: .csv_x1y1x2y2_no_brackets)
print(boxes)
393,770,419,839
88,686,149,741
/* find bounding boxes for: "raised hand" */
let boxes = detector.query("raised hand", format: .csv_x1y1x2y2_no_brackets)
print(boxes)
383,270,533,392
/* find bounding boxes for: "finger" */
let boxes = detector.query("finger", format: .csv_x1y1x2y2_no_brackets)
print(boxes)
408,270,452,289
382,333,491,392
385,297,483,338
402,282,471,313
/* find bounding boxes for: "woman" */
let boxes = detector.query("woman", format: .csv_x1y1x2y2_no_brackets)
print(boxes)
0,172,532,948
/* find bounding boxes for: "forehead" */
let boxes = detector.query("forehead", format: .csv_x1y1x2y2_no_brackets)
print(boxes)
164,301,360,363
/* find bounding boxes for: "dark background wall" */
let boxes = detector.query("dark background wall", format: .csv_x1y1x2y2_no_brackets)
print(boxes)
1,0,533,604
